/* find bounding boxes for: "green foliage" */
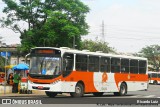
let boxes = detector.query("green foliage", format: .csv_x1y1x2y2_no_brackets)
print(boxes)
81,39,116,53
0,57,5,71
140,45,160,71
1,0,89,52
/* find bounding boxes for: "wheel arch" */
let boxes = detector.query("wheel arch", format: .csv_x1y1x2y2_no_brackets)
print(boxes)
76,80,85,92
114,81,128,96
70,80,85,97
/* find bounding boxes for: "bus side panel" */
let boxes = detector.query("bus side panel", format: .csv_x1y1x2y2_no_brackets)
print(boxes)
157,78,160,84
61,81,77,92
115,73,148,91
62,71,98,93
125,81,148,91
93,72,119,92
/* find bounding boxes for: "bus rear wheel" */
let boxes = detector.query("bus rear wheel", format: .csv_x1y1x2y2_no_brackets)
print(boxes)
45,91,57,98
114,83,127,96
93,92,104,97
70,83,84,97
153,80,158,85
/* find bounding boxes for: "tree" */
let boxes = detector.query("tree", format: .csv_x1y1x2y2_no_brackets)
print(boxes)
0,0,89,52
81,39,116,53
0,57,5,71
140,45,160,71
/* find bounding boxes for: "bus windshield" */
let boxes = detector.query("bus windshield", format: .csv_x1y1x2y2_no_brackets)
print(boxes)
30,56,61,76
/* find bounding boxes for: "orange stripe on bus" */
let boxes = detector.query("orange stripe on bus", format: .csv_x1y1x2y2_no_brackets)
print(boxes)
150,78,160,81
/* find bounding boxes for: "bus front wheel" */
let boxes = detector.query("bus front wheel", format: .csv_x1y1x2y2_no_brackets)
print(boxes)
45,91,57,98
70,83,84,97
114,83,127,96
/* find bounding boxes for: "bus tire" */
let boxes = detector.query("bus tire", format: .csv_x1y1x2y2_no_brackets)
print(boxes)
114,83,127,96
70,83,84,97
153,80,158,85
45,91,57,98
93,92,104,97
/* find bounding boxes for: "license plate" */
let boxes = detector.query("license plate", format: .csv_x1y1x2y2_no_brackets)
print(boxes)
37,86,43,89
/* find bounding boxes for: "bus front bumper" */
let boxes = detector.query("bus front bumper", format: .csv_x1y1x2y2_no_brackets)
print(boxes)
27,80,77,92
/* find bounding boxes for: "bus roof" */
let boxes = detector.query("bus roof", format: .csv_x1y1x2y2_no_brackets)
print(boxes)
31,47,147,61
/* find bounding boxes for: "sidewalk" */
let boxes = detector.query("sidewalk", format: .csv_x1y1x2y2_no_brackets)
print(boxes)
0,90,45,97
0,85,12,94
0,92,70,97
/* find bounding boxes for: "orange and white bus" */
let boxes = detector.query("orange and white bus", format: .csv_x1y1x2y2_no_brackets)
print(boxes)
148,71,160,85
27,47,148,97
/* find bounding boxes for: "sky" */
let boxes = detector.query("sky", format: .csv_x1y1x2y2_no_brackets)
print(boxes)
81,0,160,53
1,0,160,53
0,0,21,45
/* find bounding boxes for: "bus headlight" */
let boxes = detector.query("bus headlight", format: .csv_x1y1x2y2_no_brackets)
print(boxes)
28,80,34,84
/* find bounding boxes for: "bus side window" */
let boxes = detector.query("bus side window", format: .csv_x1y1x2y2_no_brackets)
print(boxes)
111,58,120,73
62,53,74,77
88,56,99,72
121,59,129,73
152,73,157,78
100,57,110,72
76,54,88,71
130,60,138,74
139,60,147,74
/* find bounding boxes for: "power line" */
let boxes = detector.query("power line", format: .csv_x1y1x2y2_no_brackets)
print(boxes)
105,27,160,35
89,24,160,35
89,27,160,35
89,24,160,30
87,23,160,40
85,33,160,41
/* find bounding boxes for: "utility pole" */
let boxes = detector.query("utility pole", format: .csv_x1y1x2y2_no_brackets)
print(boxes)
101,20,105,42
4,52,7,94
73,36,75,49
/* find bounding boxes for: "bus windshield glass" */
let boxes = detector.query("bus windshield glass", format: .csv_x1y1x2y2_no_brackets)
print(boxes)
30,56,61,76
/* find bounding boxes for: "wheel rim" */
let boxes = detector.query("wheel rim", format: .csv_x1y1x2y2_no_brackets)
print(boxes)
121,85,126,94
75,86,81,94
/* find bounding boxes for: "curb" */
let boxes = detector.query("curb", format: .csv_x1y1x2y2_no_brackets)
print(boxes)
32,90,45,94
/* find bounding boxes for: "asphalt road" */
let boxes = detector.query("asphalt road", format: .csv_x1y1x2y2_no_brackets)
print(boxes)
0,84,160,105
1,84,160,98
